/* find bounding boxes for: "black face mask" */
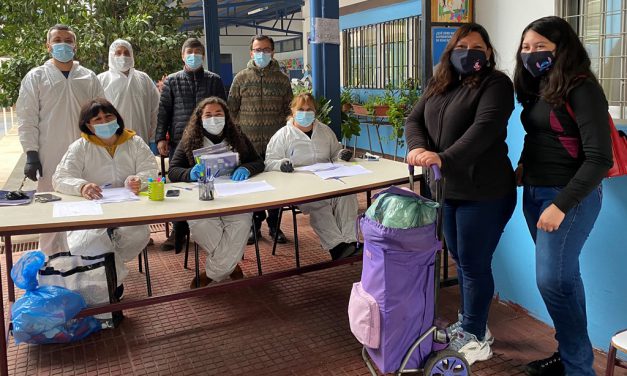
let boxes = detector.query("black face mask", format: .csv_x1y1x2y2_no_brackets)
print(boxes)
450,49,488,75
521,51,554,77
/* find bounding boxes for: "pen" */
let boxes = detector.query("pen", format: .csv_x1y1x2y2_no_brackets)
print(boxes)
100,183,112,189
172,185,193,191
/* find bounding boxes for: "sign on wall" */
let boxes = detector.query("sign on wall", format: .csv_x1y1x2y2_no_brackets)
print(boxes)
432,26,458,66
431,0,473,23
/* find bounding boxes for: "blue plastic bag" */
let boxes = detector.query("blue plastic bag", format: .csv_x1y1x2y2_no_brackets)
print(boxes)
11,251,101,344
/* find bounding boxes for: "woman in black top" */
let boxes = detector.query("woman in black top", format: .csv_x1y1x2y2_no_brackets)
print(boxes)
405,23,516,365
169,97,264,288
513,17,612,376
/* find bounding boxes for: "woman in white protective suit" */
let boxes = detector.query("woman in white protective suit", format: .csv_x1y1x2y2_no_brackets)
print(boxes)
168,97,265,288
97,39,160,145
265,92,359,260
52,98,158,290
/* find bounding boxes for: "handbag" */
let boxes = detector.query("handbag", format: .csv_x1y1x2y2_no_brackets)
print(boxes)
565,103,627,178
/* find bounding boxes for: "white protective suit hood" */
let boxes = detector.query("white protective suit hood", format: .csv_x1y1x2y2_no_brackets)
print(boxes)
108,39,135,74
98,39,159,144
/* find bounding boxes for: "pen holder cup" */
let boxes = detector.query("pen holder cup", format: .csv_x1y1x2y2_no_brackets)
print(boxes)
148,182,165,201
199,180,215,201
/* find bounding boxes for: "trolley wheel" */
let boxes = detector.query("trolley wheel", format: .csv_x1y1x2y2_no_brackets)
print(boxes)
423,349,471,376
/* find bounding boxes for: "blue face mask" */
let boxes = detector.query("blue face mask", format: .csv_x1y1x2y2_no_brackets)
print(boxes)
51,43,75,63
294,111,316,127
253,52,272,69
94,120,119,139
185,54,203,70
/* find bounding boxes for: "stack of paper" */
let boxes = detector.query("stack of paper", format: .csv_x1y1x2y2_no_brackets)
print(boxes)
294,162,337,172
314,165,373,180
214,180,275,197
94,188,140,204
53,201,103,217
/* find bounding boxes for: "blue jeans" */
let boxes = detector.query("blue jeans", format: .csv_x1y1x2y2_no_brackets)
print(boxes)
443,192,516,340
523,185,602,376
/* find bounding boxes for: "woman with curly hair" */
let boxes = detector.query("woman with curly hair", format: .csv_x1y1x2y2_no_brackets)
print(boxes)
168,97,264,288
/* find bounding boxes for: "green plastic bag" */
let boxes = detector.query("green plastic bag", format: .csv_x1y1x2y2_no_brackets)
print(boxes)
365,193,439,229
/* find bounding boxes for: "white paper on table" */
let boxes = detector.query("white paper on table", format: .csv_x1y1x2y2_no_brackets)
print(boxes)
294,162,338,172
53,201,104,218
94,187,140,204
214,180,275,197
314,165,373,180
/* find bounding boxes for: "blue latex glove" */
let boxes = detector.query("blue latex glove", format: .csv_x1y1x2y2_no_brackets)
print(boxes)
231,167,250,181
189,163,204,181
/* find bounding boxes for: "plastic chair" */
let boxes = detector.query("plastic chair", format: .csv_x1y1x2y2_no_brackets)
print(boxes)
606,329,627,376
137,247,152,296
271,206,301,268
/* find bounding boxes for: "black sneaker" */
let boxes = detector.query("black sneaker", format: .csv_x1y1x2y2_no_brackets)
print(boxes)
330,242,355,260
247,228,262,245
269,228,287,244
524,352,565,376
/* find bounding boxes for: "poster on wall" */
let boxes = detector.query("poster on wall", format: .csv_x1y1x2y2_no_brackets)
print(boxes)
431,0,473,23
432,27,458,66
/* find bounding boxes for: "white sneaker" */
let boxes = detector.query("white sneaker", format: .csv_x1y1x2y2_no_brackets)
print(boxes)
442,312,495,345
448,330,493,366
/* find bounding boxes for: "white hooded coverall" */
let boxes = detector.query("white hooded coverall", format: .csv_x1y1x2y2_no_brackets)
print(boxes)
265,119,358,251
188,137,252,282
17,60,104,192
97,39,160,144
52,133,158,282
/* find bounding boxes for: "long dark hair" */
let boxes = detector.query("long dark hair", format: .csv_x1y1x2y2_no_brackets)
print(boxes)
78,97,125,136
424,23,497,99
178,97,248,165
513,16,595,106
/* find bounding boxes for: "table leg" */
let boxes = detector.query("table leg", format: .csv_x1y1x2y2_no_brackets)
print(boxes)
3,237,14,303
366,190,372,207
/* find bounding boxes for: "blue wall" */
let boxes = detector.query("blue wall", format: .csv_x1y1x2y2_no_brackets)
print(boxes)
493,103,627,352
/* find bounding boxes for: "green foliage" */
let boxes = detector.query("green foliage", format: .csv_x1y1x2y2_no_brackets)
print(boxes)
358,79,422,147
340,88,355,106
0,0,198,107
341,111,361,142
315,96,333,126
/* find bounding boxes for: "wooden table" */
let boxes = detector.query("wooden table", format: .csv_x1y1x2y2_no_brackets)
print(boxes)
0,159,421,376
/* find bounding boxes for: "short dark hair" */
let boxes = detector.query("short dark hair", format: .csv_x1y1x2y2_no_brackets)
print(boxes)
47,24,76,43
514,16,595,106
78,98,125,136
181,37,205,55
250,35,274,51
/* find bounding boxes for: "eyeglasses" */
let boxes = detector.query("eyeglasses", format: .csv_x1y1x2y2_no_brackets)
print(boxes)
252,48,273,54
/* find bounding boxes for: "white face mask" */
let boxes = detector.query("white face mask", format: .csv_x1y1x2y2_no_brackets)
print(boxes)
111,56,134,72
202,116,225,135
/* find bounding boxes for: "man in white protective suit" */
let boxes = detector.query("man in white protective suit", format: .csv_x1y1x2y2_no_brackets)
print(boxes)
16,24,104,255
97,39,160,145
17,23,104,192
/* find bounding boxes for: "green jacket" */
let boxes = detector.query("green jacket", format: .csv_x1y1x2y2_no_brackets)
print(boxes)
228,59,293,157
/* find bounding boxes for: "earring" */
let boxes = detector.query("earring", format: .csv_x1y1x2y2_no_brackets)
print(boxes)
486,61,491,67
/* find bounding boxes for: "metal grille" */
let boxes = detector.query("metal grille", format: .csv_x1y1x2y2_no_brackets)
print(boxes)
562,0,627,120
342,16,422,88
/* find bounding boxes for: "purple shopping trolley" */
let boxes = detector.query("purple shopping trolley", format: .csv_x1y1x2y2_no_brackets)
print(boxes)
348,166,471,376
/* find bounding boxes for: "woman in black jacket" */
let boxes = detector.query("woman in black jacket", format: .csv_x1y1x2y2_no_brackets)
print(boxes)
169,97,264,288
405,23,516,365
514,17,612,376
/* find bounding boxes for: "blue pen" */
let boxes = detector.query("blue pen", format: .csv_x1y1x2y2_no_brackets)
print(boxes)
212,169,221,180
100,183,112,189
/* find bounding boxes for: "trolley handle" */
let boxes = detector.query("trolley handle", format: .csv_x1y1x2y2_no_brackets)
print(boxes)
408,164,441,181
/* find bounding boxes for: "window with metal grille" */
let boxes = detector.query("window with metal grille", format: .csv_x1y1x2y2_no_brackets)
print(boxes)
561,0,627,120
342,16,422,89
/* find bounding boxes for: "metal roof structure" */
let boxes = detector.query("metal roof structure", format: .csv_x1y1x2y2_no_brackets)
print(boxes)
181,0,305,36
